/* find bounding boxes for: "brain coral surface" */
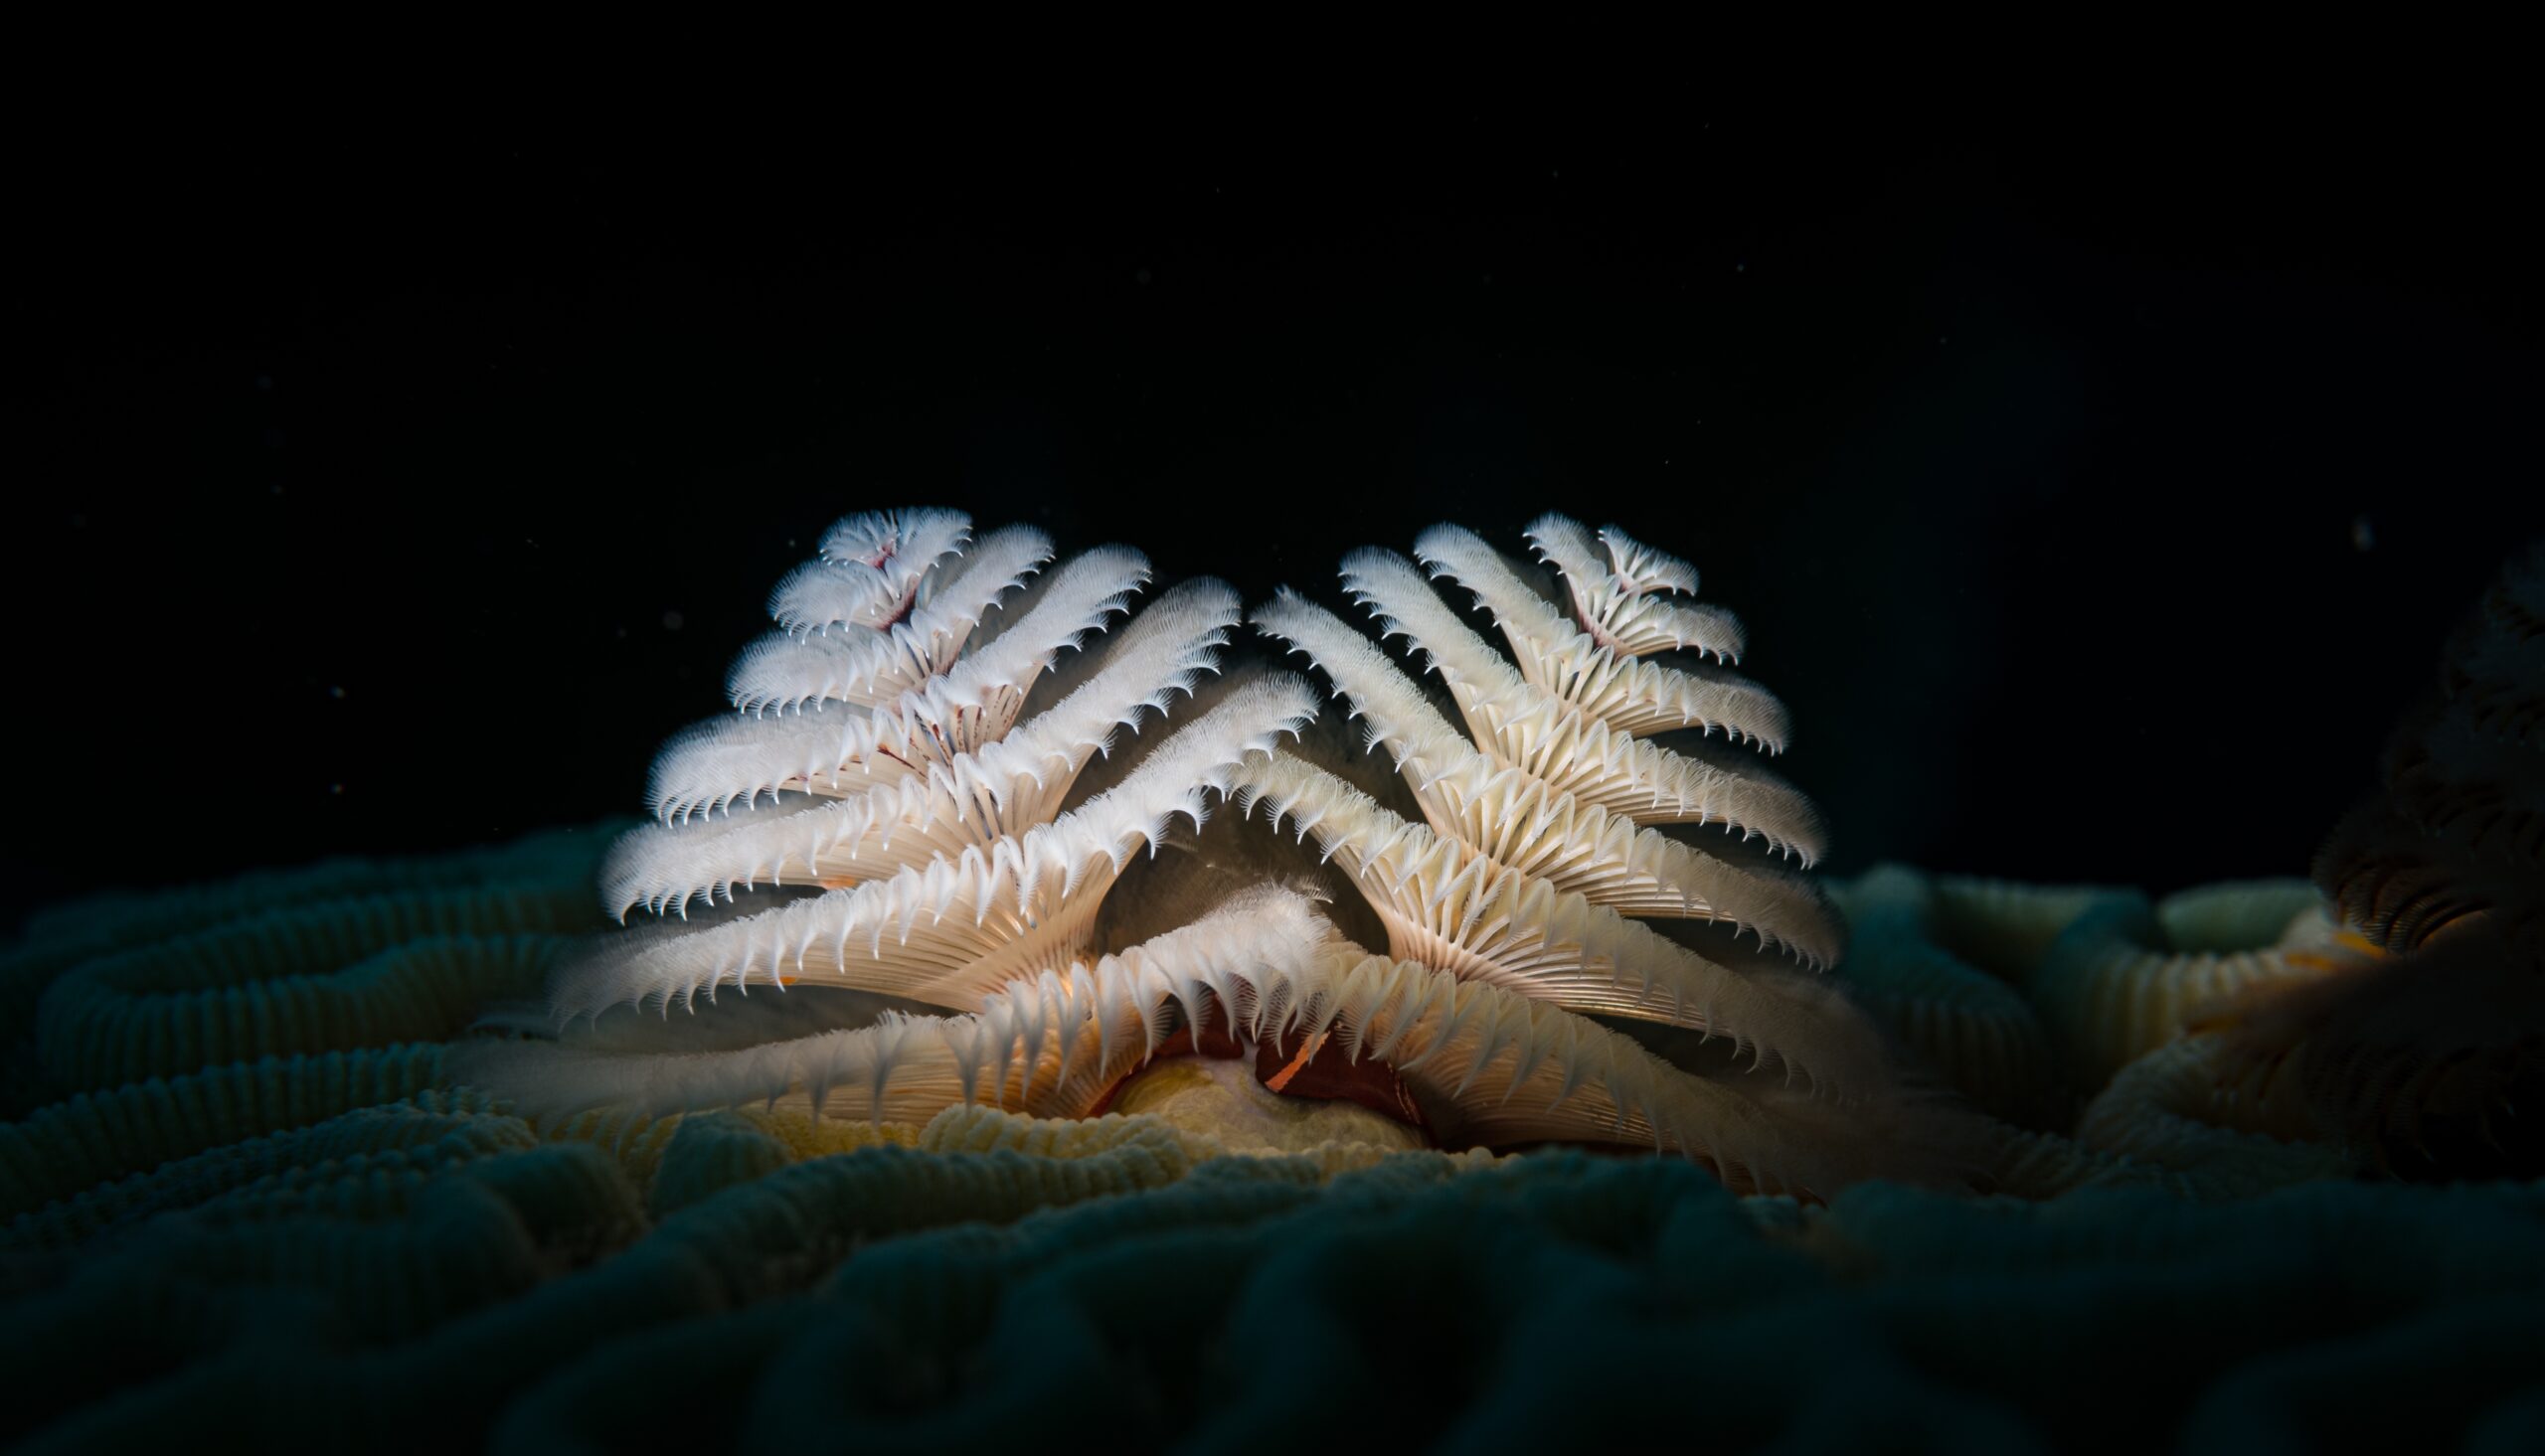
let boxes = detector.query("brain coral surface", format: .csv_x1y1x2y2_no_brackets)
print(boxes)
4,830,2544,1454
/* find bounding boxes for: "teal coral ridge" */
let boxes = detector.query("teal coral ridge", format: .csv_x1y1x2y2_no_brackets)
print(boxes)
3,1089,519,1248
40,919,583,1090
0,826,613,1220
0,1043,454,1219
2,829,602,1114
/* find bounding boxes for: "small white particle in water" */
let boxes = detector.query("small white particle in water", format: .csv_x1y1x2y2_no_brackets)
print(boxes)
663,610,685,631
329,686,345,700
2352,514,2376,552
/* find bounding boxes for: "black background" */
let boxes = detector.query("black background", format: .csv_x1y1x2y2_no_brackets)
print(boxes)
8,103,2537,935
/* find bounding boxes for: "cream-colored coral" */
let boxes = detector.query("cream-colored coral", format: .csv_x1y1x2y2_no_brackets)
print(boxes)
2030,881,2346,1091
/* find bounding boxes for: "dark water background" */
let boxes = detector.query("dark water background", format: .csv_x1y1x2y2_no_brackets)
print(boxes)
7,105,2537,932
